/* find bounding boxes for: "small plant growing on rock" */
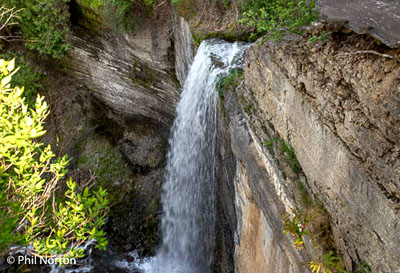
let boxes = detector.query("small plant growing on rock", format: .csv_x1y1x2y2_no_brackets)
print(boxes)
359,261,371,273
216,68,244,97
309,31,330,44
282,208,314,250
263,139,272,147
309,251,347,273
282,208,347,273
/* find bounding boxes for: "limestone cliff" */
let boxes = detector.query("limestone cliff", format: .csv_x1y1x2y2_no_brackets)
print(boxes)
216,27,400,273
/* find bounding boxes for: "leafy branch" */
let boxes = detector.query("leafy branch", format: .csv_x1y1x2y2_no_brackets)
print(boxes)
282,208,347,273
0,58,109,262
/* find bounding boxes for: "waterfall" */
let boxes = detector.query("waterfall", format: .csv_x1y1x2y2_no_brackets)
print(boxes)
142,39,248,273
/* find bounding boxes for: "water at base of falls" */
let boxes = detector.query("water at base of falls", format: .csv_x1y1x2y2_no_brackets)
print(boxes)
133,39,248,273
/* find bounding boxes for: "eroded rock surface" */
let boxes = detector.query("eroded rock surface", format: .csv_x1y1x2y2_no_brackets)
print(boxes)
317,0,400,48
239,33,400,272
63,21,180,126
216,88,308,273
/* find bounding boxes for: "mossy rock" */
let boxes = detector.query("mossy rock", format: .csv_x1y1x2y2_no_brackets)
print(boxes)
76,135,133,202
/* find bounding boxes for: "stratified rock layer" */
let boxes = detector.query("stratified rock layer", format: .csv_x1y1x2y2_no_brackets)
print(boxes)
216,89,308,273
236,35,400,272
318,0,400,48
63,23,180,126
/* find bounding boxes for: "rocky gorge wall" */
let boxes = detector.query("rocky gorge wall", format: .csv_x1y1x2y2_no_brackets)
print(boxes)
37,2,190,270
40,1,400,272
215,29,400,273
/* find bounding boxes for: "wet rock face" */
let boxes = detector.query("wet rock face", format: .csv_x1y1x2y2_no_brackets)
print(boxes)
42,70,168,260
173,10,195,85
62,21,180,126
216,88,307,273
241,35,400,272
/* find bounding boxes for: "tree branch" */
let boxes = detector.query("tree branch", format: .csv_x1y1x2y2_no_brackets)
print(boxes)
335,50,400,63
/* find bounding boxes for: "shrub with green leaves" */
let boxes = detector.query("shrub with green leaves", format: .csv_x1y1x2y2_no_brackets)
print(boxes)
0,58,109,260
239,0,318,41
2,0,70,58
0,51,44,107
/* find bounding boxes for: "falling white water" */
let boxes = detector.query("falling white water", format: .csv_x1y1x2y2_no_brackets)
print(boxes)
141,39,249,273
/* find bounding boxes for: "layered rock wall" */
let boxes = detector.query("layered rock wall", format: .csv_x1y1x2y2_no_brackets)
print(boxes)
217,34,400,272
63,19,180,125
216,90,308,273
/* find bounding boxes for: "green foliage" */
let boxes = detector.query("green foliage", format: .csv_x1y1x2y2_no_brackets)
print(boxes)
171,0,181,6
309,31,330,44
282,208,314,251
0,7,19,37
216,68,244,100
263,139,272,148
239,0,318,41
0,51,44,107
30,180,109,257
0,58,109,260
278,137,302,173
220,68,243,92
309,251,347,273
359,261,372,273
2,0,71,58
101,0,154,33
144,0,155,8
283,208,347,273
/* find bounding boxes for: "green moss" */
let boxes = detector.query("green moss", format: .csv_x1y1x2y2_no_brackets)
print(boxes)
77,0,103,10
130,62,156,89
296,180,313,207
77,139,132,202
192,32,204,47
263,139,272,148
276,137,302,174
243,101,254,114
143,199,160,247
359,261,372,273
74,1,106,31
216,68,244,96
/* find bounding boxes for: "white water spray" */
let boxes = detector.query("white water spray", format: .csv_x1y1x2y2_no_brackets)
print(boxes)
141,39,248,273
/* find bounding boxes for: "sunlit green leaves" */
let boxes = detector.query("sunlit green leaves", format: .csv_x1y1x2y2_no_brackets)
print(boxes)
0,58,109,262
239,0,318,41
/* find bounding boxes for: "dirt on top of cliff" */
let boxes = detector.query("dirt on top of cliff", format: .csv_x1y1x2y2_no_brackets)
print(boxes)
317,0,400,48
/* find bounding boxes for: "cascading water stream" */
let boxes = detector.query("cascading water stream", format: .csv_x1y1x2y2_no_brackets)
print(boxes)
49,39,248,273
138,39,248,273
